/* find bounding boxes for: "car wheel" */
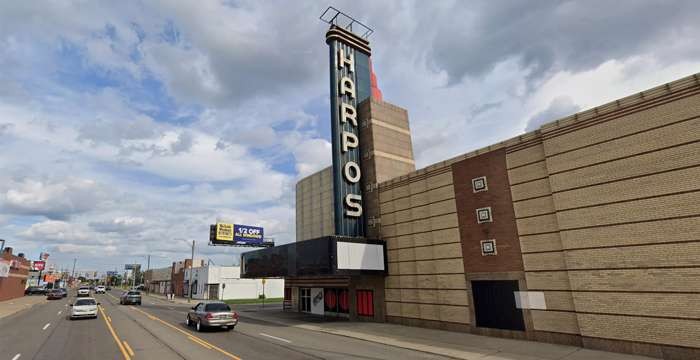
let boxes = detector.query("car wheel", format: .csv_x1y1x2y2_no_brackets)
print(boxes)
137,302,141,305
226,326,234,331
196,320,203,332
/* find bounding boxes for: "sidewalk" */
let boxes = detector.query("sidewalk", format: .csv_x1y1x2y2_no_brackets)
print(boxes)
0,295,47,319
237,307,655,360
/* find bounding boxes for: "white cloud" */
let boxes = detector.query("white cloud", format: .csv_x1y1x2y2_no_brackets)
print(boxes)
2,177,108,220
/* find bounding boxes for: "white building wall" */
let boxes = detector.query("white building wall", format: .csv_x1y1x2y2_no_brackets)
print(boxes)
185,265,283,300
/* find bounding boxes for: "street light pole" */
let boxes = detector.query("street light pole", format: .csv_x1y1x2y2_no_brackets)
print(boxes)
188,240,195,303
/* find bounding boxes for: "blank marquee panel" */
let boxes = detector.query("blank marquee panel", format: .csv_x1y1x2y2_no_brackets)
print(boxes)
336,242,385,270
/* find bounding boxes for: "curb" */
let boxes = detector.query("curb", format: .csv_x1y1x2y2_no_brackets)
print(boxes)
237,311,484,360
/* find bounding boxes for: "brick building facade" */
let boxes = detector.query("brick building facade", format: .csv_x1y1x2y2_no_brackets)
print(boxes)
378,73,700,358
0,247,31,301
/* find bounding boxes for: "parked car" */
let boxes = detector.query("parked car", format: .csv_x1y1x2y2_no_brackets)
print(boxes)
46,289,63,300
119,291,142,305
59,288,68,297
70,297,99,319
24,286,46,295
105,286,111,291
186,302,239,332
77,286,90,297
94,285,106,294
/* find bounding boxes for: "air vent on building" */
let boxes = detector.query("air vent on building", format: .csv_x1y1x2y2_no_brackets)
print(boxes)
472,176,488,193
480,239,497,256
476,207,493,223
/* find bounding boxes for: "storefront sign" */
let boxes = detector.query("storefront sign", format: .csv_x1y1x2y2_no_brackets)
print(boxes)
33,260,46,271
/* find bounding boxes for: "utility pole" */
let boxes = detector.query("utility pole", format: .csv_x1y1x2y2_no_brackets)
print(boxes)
71,258,77,278
188,240,194,303
71,258,77,287
146,255,151,294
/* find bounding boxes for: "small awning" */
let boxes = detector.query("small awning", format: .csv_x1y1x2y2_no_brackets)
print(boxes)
241,236,386,278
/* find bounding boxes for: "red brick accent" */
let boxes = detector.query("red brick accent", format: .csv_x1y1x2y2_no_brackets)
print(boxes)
451,148,524,273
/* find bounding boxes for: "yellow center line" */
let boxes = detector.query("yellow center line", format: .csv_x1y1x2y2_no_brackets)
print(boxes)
188,336,212,349
98,305,131,360
129,306,242,360
123,340,135,357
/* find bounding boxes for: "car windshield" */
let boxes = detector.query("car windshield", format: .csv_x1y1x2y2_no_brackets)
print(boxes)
79,287,89,290
75,299,96,306
205,303,231,312
127,291,140,296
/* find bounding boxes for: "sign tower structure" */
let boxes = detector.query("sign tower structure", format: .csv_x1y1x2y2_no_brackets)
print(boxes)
321,7,374,238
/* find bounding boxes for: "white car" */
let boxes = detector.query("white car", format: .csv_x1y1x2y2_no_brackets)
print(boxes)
95,286,106,294
77,287,90,297
70,297,99,319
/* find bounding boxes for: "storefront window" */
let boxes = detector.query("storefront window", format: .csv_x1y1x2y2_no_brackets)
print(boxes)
324,288,349,314
300,288,311,312
356,290,374,317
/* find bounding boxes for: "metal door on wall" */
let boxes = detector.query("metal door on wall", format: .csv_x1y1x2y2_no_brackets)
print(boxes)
208,284,219,300
471,280,525,331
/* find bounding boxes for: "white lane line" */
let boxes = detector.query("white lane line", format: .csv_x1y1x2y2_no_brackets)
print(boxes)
259,333,292,343
12,354,21,360
42,323,51,330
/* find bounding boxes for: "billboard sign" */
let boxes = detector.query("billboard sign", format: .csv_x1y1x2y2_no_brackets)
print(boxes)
216,223,234,241
124,264,140,270
106,271,118,276
325,24,372,237
234,224,264,245
33,260,46,271
210,223,267,246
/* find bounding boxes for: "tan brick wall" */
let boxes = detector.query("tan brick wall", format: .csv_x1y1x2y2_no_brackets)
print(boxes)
531,310,581,334
553,165,700,211
296,167,334,241
546,117,700,174
565,242,700,269
380,168,469,324
525,271,572,290
543,92,700,157
560,216,700,249
577,314,700,348
556,191,700,230
511,178,552,201
378,75,700,350
573,292,700,319
568,268,700,292
549,141,700,192
520,233,563,253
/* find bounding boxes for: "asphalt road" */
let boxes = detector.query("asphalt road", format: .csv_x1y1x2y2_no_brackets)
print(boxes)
0,289,449,360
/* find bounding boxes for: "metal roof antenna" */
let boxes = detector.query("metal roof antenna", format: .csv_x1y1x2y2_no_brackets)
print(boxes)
319,6,374,39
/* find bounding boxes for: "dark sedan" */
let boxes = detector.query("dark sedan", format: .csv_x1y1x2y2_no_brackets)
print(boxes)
46,289,64,300
24,286,46,295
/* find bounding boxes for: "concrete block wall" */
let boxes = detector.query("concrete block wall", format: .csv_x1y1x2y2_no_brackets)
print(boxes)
296,167,334,242
375,73,700,357
379,167,471,330
507,74,700,355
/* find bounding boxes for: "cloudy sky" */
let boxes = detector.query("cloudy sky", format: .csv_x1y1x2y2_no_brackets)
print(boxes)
1,1,699,273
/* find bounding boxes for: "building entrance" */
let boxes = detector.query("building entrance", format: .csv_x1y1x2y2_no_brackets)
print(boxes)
471,280,525,331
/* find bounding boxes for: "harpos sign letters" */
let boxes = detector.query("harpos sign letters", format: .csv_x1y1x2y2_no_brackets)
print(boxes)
327,28,371,237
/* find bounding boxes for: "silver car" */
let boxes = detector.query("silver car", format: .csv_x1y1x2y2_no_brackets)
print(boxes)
186,302,238,332
70,297,99,319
